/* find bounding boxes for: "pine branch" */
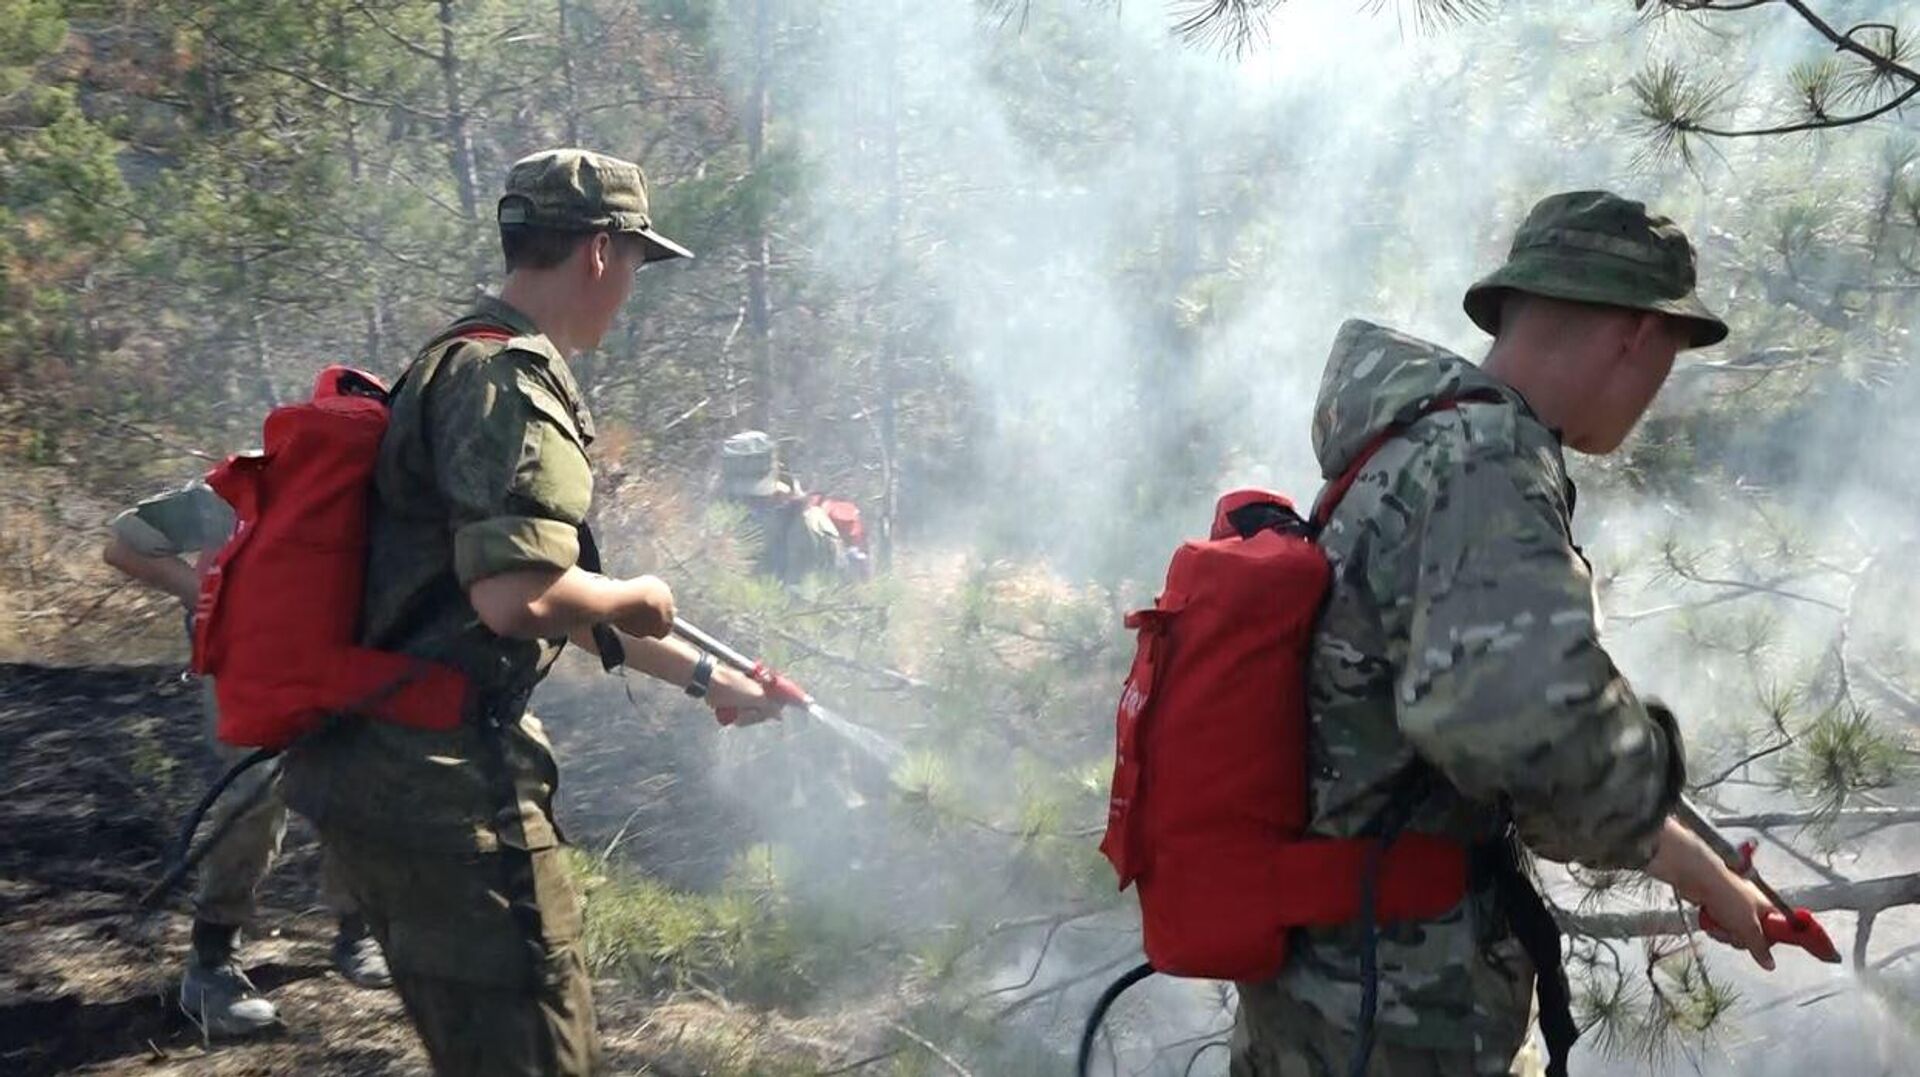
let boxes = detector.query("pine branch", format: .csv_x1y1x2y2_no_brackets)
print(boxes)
1642,3,1920,144
1692,736,1794,791
989,948,1142,1022
193,21,448,122
1780,4,1920,86
1560,870,1920,940
349,0,445,63
769,627,932,692
1682,83,1920,140
1660,556,1846,614
1709,806,1920,829
1169,0,1487,56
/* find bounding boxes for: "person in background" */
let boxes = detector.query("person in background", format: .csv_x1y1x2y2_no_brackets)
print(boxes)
718,430,854,584
105,479,392,1038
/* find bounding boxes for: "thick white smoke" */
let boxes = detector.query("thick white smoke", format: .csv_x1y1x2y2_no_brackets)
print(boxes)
688,1,1920,1072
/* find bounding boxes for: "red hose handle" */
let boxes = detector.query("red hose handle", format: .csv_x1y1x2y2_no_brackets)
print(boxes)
1698,905,1841,964
749,660,811,706
1697,839,1842,963
713,661,808,726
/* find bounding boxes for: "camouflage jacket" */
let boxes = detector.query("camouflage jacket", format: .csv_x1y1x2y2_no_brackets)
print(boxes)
1269,320,1683,1053
736,484,845,584
283,295,596,853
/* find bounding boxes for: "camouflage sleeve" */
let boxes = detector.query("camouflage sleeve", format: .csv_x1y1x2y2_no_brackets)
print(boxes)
1395,443,1680,870
425,350,592,587
108,480,235,557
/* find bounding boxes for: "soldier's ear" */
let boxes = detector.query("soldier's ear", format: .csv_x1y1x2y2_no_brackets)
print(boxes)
1611,310,1657,368
1631,311,1674,354
585,232,614,279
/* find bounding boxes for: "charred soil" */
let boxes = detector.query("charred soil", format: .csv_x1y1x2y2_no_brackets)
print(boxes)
0,661,846,1076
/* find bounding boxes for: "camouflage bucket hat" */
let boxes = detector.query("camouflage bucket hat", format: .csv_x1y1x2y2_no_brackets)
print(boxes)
721,430,779,498
1463,190,1727,348
498,148,693,263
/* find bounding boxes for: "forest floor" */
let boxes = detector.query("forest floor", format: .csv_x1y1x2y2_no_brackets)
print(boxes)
0,662,869,1077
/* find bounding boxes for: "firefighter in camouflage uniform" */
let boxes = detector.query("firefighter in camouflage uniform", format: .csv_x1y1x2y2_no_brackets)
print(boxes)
106,481,392,1038
280,149,780,1077
1229,192,1783,1077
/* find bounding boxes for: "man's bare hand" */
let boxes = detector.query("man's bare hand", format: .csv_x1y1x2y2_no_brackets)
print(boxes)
708,669,781,727
1645,816,1778,970
613,575,675,639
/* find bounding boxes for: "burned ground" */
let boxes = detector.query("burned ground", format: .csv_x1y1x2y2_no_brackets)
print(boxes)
0,660,858,1076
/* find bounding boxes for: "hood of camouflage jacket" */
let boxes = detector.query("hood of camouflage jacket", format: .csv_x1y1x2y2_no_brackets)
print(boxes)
1310,319,1523,480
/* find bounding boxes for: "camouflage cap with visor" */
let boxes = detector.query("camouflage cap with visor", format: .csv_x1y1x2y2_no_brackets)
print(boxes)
1463,190,1727,348
498,148,693,263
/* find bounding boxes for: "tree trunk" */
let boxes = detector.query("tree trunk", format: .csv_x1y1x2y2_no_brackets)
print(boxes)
205,52,277,407
1136,80,1203,508
239,252,277,407
559,0,582,146
743,0,774,431
335,10,385,367
438,0,480,224
876,1,902,570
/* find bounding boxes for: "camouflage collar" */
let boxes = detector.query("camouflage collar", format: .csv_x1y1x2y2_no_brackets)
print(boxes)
467,294,539,336
462,295,597,444
1498,383,1559,444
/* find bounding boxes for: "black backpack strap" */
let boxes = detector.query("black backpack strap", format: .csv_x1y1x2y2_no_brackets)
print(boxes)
1348,764,1439,1077
1481,836,1577,1077
575,523,626,672
1223,499,1312,540
1348,773,1576,1077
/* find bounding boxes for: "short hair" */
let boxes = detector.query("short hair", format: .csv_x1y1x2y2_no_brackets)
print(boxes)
1497,290,1631,336
1496,289,1533,335
500,225,591,272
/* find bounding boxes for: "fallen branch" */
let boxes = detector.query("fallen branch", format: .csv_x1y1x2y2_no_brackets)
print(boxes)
1560,870,1920,939
1711,806,1920,830
1854,659,1920,728
886,1021,974,1077
770,628,932,692
817,1047,904,1075
990,949,1142,1023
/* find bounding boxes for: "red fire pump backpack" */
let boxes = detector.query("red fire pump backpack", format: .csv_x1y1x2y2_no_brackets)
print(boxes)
806,493,873,579
191,358,484,749
145,330,561,912
1081,399,1491,1076
807,494,868,555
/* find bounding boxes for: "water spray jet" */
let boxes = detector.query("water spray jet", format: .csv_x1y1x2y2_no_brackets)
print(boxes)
672,617,908,771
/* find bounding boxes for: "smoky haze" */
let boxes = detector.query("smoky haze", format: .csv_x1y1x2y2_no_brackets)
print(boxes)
645,1,1920,1074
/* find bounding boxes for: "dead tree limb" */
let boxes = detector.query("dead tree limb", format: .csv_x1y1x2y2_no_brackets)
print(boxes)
1559,870,1920,940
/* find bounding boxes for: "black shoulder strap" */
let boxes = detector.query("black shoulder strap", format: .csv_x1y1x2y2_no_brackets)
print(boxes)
575,523,626,673
1485,836,1577,1077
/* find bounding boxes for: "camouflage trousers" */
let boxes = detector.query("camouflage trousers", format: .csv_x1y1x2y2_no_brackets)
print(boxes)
317,822,601,1076
196,682,353,926
1229,980,1545,1077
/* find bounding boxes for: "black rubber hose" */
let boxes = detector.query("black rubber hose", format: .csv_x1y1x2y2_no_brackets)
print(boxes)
1348,837,1387,1077
139,747,281,909
1076,960,1156,1077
